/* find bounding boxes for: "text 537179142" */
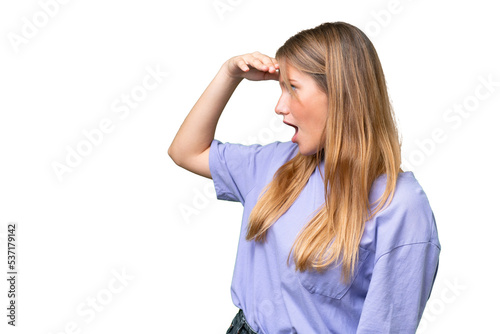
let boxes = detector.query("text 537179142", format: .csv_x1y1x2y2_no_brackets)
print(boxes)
6,223,17,326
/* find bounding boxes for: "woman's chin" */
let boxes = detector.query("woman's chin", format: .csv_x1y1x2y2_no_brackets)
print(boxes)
297,142,324,156
298,145,315,156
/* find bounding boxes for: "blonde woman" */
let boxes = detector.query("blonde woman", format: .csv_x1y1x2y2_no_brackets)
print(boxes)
169,22,440,334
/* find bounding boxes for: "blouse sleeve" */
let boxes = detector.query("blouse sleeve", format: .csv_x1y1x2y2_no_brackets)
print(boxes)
355,242,441,333
208,139,285,205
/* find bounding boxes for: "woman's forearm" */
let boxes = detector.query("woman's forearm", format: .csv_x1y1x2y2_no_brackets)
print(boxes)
168,65,242,177
168,52,279,178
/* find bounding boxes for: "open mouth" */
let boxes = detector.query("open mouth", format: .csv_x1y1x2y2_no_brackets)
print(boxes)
283,120,299,143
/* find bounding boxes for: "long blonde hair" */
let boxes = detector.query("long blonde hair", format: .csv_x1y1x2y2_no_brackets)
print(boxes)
246,22,402,282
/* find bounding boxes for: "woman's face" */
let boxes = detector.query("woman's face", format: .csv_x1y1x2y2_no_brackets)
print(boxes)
275,64,328,156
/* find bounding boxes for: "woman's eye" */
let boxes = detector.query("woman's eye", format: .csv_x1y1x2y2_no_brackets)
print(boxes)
291,85,297,91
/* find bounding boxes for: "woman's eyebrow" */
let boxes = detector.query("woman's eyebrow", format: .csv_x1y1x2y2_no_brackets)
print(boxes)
278,76,298,86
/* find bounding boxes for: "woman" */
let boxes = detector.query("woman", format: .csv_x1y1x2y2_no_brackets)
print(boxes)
169,22,440,334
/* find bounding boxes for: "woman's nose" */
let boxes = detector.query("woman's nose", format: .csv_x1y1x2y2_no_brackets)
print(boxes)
275,94,289,116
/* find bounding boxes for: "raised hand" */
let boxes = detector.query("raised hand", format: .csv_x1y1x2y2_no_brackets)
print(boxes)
223,51,280,82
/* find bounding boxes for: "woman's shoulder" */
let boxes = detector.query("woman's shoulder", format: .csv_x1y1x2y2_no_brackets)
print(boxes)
363,171,440,255
370,171,432,213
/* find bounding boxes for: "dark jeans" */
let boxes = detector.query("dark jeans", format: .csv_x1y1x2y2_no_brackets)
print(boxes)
226,309,258,334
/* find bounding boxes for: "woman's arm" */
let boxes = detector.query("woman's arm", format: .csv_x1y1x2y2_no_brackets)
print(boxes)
168,52,280,178
356,242,440,333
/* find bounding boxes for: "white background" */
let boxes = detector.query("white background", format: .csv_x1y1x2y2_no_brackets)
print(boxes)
1,0,499,333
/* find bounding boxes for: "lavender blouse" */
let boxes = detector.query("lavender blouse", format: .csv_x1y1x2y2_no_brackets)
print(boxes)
209,139,440,334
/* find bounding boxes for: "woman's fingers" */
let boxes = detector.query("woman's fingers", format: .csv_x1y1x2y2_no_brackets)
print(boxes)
244,54,268,71
236,58,250,72
249,52,279,73
226,52,280,81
